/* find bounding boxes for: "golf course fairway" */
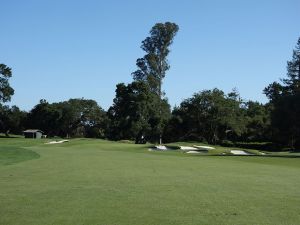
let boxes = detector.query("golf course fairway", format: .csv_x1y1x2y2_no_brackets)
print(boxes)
0,138,299,225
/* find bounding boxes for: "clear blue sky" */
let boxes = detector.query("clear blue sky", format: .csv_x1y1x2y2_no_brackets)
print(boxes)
1,0,299,111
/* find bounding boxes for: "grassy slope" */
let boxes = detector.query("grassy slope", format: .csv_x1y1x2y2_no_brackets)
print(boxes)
0,138,41,166
0,139,299,225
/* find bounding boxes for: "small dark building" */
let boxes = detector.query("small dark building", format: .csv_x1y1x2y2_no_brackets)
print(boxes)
23,129,43,139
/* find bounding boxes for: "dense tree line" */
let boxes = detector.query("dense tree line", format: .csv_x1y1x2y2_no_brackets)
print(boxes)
163,89,271,144
0,105,27,136
0,24,299,150
26,99,108,138
0,87,272,146
1,98,108,138
264,37,300,149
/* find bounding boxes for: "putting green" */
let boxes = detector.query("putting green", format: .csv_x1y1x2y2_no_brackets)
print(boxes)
0,138,299,225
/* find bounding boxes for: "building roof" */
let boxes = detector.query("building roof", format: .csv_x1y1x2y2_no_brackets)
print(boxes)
23,129,43,133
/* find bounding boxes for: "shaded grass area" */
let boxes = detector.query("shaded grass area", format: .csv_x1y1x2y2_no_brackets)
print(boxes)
0,138,300,225
0,137,42,165
0,147,40,166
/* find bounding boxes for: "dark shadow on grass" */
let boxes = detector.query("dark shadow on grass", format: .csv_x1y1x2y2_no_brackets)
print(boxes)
0,147,40,166
0,135,21,138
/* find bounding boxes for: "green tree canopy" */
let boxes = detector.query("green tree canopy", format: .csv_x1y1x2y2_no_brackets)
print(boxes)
108,81,171,143
0,64,14,103
0,105,27,136
26,98,107,138
131,22,178,144
264,37,300,148
165,88,246,144
132,22,179,95
242,101,271,142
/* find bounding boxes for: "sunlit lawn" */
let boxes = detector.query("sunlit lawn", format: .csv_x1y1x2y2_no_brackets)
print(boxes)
0,138,300,225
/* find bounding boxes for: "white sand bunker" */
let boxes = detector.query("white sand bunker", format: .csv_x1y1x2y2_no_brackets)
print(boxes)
155,145,168,150
46,140,69,144
186,150,203,154
193,145,215,150
180,146,198,150
148,145,169,151
230,150,250,155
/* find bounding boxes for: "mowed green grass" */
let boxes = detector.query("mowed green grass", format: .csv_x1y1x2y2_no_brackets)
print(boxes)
0,139,300,225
